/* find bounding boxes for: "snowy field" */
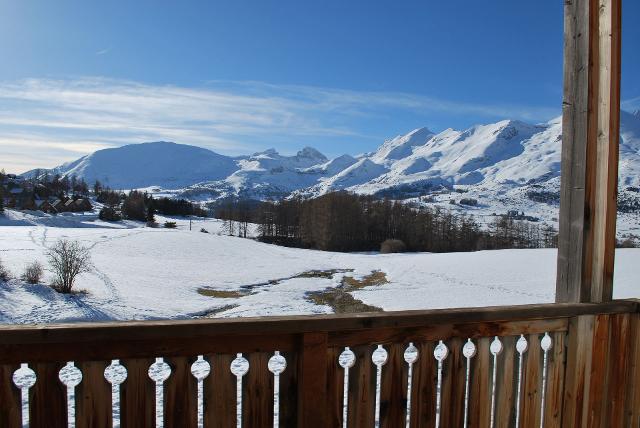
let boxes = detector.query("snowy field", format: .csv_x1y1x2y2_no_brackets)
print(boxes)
0,209,638,325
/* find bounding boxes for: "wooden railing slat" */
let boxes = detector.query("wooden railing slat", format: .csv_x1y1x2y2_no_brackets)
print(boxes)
494,336,516,428
587,314,612,425
120,358,155,428
297,332,329,428
30,362,67,428
468,337,491,428
76,361,112,428
0,364,21,428
203,354,235,428
606,313,632,426
542,332,566,427
163,356,198,428
244,352,273,428
325,347,343,427
520,334,542,427
346,345,375,428
439,337,466,428
624,313,640,426
378,343,407,427
278,351,298,427
409,341,436,428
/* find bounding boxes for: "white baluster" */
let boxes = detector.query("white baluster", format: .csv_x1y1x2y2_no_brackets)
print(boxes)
268,351,287,428
403,343,419,428
433,341,449,428
462,339,477,428
13,363,36,427
540,333,553,428
191,356,211,428
59,361,83,428
230,353,249,428
338,347,356,428
148,358,171,428
104,359,127,428
489,336,503,428
372,345,388,428
515,335,529,428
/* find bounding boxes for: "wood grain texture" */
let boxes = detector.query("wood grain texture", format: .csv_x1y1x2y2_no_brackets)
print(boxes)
346,345,375,428
378,343,408,427
203,354,235,428
439,337,466,428
297,332,329,428
556,0,621,303
409,341,436,428
562,315,595,427
277,351,298,427
494,336,516,428
520,334,542,427
624,313,640,426
244,352,273,428
0,364,21,428
467,337,491,428
120,358,155,428
325,347,344,427
76,361,112,428
30,362,67,428
163,356,198,428
0,301,636,365
542,332,566,428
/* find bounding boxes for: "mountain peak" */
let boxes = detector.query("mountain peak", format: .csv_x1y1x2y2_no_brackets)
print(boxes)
296,146,327,161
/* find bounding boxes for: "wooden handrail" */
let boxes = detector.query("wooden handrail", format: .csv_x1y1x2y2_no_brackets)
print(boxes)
0,300,636,364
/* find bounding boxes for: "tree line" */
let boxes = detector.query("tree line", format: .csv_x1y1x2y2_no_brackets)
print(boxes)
98,189,207,222
217,192,559,252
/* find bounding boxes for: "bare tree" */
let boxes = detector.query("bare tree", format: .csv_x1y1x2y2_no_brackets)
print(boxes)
46,239,92,293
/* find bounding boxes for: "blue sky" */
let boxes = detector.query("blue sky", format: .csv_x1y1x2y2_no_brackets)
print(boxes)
0,1,638,172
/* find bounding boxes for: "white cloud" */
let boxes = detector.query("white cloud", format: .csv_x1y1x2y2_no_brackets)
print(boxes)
0,77,558,172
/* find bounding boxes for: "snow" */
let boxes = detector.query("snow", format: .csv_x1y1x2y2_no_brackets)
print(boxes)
0,212,638,325
24,141,239,190
19,112,640,239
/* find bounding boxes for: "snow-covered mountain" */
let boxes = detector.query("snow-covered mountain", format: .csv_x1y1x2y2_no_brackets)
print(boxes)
25,112,640,215
24,141,239,190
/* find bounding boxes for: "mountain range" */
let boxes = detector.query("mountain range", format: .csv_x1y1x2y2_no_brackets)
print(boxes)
23,110,640,234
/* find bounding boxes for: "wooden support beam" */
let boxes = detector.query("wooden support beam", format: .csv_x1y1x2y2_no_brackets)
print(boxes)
556,0,621,303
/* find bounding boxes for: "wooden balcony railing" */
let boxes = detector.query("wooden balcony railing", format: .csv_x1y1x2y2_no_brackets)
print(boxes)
0,299,639,427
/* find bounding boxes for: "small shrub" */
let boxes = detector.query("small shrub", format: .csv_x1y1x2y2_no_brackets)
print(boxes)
380,239,407,254
200,228,209,233
164,221,177,229
22,261,44,284
459,198,478,206
146,220,158,228
0,258,10,282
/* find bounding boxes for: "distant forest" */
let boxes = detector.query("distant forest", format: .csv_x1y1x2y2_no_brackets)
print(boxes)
216,192,559,253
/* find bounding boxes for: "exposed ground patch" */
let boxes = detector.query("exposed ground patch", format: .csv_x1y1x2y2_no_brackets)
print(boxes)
306,270,388,314
197,288,248,298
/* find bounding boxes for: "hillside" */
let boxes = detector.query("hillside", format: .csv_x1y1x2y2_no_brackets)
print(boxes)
21,111,640,236
24,141,239,190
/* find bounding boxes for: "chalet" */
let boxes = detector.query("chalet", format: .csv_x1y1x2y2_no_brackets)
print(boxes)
34,199,57,214
51,199,66,212
73,198,93,212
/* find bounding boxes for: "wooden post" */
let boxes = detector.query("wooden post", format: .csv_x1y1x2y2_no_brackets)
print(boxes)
556,0,621,303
